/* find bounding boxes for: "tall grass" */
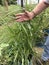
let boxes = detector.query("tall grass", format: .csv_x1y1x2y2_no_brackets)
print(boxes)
0,5,49,65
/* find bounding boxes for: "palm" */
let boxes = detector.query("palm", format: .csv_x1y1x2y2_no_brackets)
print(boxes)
16,13,29,22
16,11,33,22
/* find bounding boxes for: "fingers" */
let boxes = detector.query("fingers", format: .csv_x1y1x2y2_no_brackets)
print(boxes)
16,18,24,22
15,11,29,16
16,13,25,16
15,16,21,20
15,11,30,22
16,17,29,22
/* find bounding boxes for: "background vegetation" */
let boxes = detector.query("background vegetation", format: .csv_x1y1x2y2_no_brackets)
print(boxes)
0,0,17,5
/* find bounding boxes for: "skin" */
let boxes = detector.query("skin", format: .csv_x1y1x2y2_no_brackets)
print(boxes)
16,0,49,22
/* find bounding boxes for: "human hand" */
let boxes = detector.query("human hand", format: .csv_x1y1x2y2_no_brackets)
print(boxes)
15,11,35,22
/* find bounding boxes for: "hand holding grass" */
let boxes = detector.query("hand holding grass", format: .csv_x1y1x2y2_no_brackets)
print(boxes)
15,1,49,22
15,11,35,22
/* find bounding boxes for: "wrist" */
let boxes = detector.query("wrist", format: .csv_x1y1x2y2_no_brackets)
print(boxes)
30,11,36,19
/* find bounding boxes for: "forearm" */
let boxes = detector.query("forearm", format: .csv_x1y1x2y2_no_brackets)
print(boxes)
32,1,49,16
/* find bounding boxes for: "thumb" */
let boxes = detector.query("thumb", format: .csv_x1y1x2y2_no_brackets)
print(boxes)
22,8,29,14
22,8,32,20
25,11,32,20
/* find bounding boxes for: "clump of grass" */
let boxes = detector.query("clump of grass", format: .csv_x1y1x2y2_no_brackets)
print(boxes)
0,5,49,65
